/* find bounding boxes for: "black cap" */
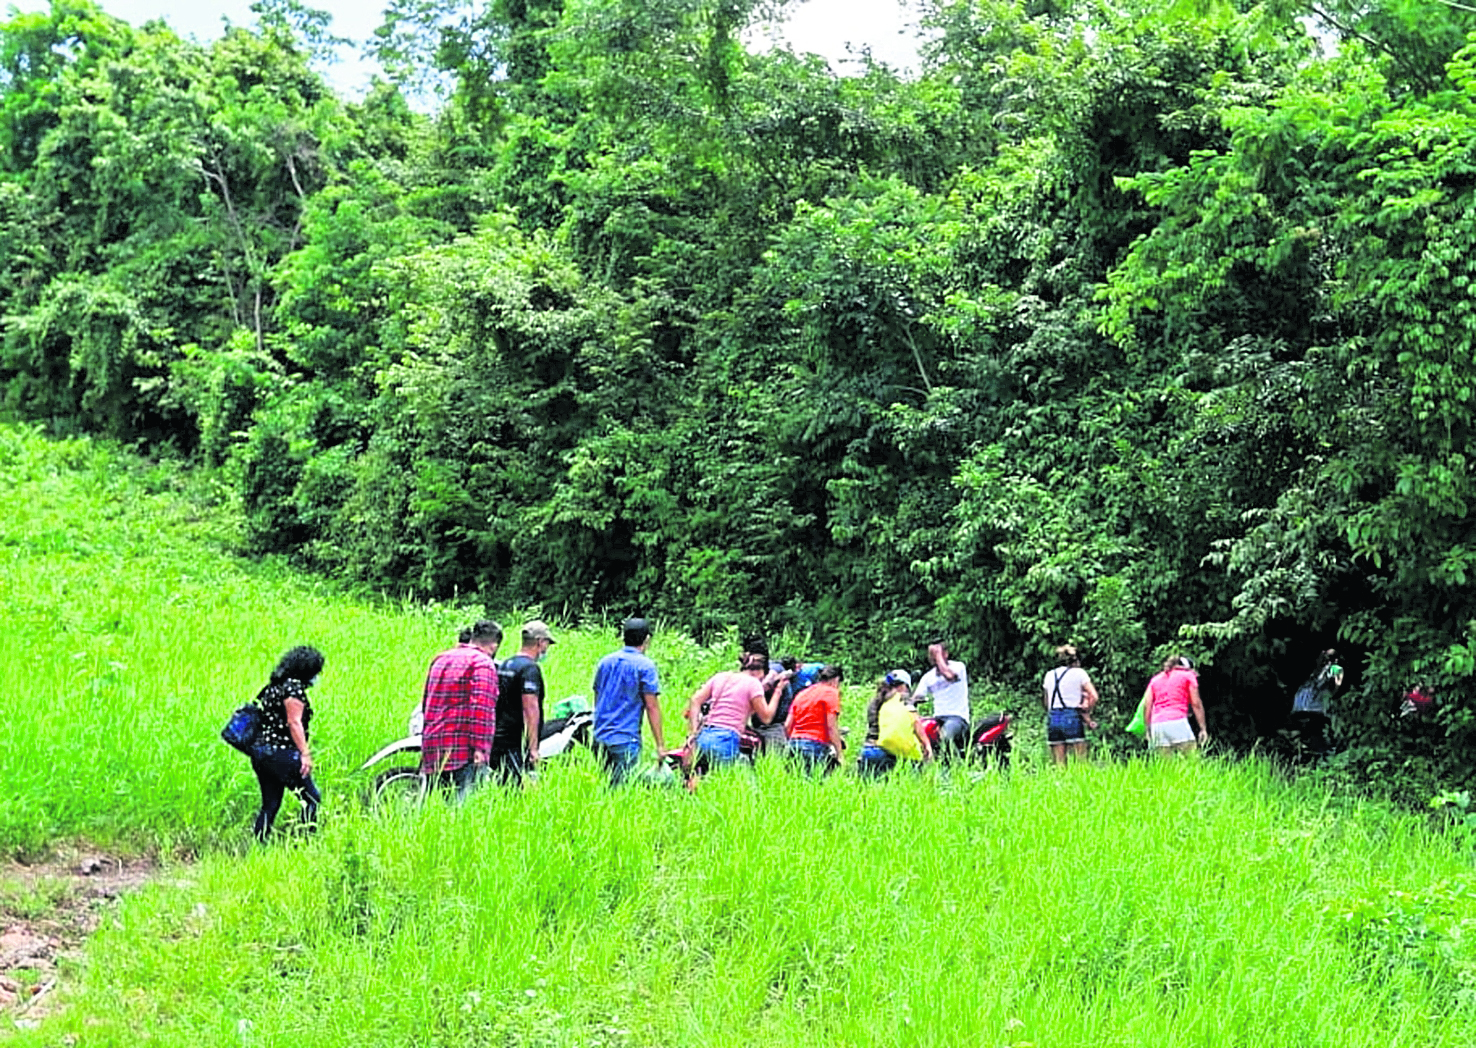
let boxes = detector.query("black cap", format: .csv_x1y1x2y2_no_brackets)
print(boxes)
622,617,652,646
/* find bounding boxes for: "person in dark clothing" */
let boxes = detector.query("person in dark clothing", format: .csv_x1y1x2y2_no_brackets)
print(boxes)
739,632,797,755
491,621,556,785
249,645,325,841
1289,648,1343,760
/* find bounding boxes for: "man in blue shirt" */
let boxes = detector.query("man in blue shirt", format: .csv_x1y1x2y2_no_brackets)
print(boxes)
592,618,665,785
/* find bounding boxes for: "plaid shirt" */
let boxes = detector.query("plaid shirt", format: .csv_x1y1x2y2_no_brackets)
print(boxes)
420,644,498,775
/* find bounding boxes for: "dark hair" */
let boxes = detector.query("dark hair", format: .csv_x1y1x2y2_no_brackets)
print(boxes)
469,619,502,644
778,655,798,672
623,618,651,647
270,645,324,687
1317,648,1338,669
740,652,767,673
741,631,770,658
458,627,472,644
818,664,843,682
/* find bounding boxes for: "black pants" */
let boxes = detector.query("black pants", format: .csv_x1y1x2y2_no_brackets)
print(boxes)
487,748,526,786
250,749,321,840
1288,712,1332,761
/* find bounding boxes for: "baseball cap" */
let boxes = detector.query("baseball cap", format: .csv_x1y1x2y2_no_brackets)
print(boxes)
523,620,556,644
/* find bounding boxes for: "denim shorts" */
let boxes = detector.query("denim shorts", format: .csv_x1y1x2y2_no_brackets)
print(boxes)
695,725,741,765
1047,707,1086,745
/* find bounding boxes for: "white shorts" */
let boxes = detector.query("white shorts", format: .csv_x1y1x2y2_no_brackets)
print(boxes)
1149,718,1195,748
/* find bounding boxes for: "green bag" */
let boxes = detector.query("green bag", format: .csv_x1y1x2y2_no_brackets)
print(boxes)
551,694,591,719
1125,700,1146,737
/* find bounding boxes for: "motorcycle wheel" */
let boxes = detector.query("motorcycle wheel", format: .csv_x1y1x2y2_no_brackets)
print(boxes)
971,739,1011,772
370,767,425,812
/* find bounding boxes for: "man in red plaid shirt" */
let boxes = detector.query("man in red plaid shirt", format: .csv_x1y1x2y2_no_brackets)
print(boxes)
420,619,502,800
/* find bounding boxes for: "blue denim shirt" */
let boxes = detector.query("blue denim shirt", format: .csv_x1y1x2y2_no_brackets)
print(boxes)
592,647,661,747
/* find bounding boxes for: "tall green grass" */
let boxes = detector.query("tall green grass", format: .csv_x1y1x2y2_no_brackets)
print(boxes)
7,424,1476,1046
18,761,1476,1047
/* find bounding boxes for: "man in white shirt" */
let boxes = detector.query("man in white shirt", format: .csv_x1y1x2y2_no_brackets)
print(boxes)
913,637,970,762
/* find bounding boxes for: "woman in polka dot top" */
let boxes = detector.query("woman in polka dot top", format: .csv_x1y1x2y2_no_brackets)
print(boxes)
249,645,324,840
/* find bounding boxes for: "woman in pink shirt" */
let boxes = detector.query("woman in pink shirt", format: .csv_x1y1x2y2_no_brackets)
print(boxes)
1143,655,1208,754
684,653,776,776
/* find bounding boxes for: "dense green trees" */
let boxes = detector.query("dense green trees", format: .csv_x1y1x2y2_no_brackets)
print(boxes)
5,0,1476,784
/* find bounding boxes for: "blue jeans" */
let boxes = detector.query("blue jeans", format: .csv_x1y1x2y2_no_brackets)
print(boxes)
250,748,321,840
857,744,897,779
1048,708,1086,746
429,759,487,803
787,737,834,776
936,715,969,761
594,740,642,786
695,726,741,768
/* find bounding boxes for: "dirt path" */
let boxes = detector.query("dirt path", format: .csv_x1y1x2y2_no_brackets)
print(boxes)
0,850,157,1023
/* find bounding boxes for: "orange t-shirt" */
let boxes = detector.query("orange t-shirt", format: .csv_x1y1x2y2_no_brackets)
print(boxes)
788,681,840,744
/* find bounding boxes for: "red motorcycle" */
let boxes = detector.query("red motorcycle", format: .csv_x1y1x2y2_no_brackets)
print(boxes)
663,727,766,786
917,707,1017,770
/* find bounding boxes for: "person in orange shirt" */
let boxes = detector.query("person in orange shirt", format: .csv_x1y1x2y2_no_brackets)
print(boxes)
785,664,845,775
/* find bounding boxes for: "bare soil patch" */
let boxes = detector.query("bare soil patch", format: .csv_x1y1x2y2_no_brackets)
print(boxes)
0,849,157,1022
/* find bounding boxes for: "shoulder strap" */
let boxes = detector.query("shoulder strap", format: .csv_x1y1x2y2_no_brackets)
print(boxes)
1050,669,1068,709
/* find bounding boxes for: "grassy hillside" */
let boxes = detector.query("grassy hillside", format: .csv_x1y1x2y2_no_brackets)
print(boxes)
0,424,737,855
5,425,1476,1047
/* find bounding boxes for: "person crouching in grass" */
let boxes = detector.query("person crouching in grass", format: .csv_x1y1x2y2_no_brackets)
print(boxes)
785,664,845,775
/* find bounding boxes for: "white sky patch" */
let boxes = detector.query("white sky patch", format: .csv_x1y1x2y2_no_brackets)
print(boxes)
748,0,929,75
8,0,928,94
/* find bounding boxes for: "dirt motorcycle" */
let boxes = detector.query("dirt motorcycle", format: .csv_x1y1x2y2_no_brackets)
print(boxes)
359,698,594,805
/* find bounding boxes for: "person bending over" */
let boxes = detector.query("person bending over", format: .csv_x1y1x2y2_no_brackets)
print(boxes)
786,664,845,775
248,645,325,840
686,653,775,779
860,670,932,777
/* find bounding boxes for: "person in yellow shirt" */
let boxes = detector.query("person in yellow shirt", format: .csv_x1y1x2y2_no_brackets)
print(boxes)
858,670,934,777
